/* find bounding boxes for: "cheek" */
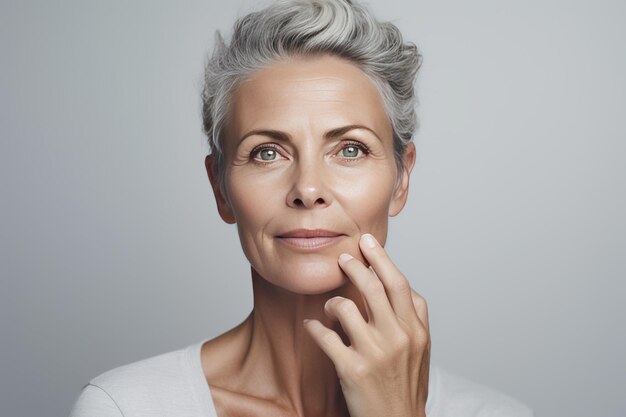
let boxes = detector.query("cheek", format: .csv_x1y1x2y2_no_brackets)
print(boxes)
337,176,393,268
227,170,274,223
335,167,396,223
226,171,280,264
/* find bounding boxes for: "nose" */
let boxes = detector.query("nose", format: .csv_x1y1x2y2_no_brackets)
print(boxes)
286,160,332,209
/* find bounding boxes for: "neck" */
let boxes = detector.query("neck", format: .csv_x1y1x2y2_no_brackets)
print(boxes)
237,266,365,417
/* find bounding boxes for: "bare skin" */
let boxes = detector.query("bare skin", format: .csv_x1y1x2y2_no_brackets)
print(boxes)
200,271,358,417
202,54,428,417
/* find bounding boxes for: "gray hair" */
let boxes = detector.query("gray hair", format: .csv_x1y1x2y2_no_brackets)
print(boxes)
202,0,422,195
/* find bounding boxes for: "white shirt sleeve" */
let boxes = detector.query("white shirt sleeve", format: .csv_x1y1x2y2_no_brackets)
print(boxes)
68,384,124,417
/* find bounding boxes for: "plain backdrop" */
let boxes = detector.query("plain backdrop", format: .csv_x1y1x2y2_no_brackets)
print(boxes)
2,1,625,416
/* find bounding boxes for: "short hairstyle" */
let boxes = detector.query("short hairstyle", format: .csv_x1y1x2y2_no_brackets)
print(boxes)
202,0,422,196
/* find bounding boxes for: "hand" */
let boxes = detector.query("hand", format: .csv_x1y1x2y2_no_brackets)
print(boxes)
303,233,431,417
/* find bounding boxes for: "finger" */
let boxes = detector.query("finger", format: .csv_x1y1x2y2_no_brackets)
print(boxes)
324,296,372,349
303,319,351,368
359,234,419,323
410,289,430,333
337,253,398,330
361,290,373,322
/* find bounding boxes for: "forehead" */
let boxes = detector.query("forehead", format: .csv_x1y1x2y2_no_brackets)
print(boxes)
225,54,392,147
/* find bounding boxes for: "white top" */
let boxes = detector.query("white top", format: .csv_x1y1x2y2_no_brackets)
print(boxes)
69,338,534,417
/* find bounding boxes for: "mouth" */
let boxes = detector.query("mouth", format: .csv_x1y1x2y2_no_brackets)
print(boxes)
276,229,345,250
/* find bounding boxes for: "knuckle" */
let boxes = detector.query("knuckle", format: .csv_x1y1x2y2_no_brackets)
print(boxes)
366,278,386,296
412,293,430,318
412,292,428,309
321,330,340,347
393,277,411,294
370,346,386,362
414,325,430,345
352,361,372,379
391,333,411,352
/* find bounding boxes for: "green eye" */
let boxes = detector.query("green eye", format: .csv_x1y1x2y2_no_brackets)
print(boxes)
341,145,361,158
258,148,277,160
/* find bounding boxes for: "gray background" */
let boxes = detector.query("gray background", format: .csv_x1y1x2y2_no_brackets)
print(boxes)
2,0,625,416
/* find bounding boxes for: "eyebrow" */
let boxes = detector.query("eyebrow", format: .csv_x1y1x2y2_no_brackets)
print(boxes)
238,124,381,145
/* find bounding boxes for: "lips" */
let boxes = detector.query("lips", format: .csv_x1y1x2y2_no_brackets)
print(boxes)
276,229,345,249
277,229,342,238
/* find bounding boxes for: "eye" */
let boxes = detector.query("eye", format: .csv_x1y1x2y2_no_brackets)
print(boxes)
250,144,285,164
337,141,369,160
257,148,278,160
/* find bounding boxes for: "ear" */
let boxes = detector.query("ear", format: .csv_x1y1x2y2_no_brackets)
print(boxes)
205,154,236,224
388,143,416,217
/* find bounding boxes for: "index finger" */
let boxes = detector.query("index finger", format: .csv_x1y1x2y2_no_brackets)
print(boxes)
359,233,419,324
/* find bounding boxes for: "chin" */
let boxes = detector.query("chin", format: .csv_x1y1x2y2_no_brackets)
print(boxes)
262,261,349,295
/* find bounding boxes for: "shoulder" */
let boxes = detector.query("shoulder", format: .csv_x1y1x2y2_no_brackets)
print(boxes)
88,348,189,393
69,347,196,417
69,384,124,417
429,365,534,417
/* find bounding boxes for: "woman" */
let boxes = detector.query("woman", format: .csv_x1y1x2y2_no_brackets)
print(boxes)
70,1,534,416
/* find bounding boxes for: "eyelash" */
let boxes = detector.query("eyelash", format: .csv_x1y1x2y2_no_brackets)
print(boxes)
249,141,370,165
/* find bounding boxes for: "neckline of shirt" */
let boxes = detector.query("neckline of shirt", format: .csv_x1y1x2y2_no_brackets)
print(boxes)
185,337,439,416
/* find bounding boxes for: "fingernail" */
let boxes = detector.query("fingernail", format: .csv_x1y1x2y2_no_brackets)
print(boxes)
338,253,353,263
361,233,377,249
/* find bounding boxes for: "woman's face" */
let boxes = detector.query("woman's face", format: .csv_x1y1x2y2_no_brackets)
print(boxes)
206,54,415,295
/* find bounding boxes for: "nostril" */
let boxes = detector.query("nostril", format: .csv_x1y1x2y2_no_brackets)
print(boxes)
289,196,327,209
